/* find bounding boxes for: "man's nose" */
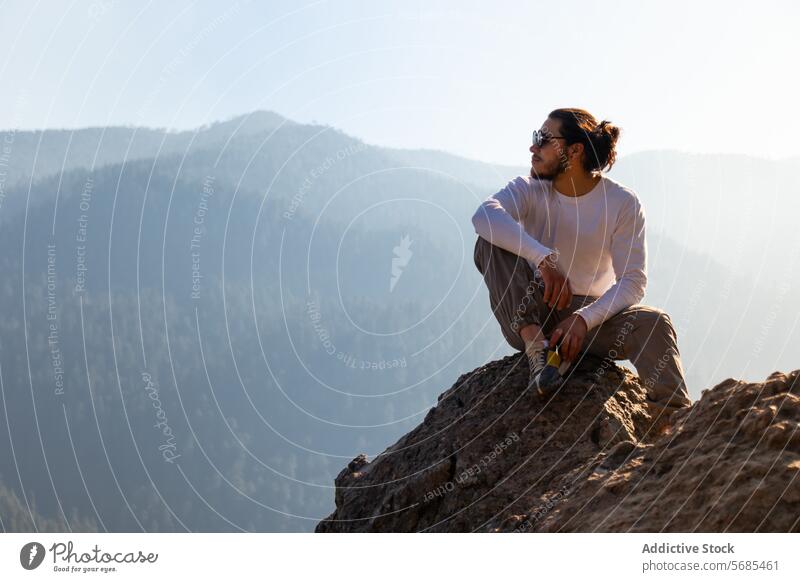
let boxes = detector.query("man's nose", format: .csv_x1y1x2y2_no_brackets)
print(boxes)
529,144,539,154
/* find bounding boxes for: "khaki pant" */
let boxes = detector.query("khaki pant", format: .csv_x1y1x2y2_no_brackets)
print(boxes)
474,236,691,408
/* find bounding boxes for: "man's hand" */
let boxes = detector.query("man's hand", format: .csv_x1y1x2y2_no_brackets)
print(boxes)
549,314,588,363
537,252,572,310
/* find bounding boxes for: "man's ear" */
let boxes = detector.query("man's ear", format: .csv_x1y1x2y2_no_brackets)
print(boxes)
568,142,584,163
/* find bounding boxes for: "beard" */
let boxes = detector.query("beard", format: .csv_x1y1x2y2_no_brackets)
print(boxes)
530,156,568,181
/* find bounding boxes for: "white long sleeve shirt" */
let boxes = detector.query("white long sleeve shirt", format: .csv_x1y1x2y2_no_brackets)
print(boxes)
471,174,647,330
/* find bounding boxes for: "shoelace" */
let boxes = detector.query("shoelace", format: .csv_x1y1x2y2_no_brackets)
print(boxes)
525,340,548,373
529,347,548,374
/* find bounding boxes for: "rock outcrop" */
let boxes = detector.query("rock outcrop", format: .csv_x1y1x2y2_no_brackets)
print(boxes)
316,352,800,532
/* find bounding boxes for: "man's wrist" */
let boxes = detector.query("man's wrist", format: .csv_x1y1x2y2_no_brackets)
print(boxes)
572,311,592,331
538,251,559,270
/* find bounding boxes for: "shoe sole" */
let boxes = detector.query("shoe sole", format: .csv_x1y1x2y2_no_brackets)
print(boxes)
534,367,564,398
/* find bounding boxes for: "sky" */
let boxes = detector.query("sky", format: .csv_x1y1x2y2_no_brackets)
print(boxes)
0,0,798,166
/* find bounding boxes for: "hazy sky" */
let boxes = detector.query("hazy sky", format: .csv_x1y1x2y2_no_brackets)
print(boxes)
1,0,797,165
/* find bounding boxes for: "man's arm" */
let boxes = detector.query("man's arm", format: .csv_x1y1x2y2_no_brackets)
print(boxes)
573,196,647,330
471,176,555,268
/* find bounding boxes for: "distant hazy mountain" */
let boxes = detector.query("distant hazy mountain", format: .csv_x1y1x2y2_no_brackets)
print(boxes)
0,111,290,188
611,150,800,287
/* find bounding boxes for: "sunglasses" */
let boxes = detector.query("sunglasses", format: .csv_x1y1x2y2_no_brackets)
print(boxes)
532,129,568,148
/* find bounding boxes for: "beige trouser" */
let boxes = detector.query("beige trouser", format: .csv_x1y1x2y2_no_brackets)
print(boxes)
474,236,691,408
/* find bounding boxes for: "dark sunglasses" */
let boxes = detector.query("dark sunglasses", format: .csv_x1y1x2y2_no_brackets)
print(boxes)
532,129,568,148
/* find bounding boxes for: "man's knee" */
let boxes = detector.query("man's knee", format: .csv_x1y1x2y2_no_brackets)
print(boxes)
474,236,490,273
639,306,676,337
628,306,683,369
625,305,672,333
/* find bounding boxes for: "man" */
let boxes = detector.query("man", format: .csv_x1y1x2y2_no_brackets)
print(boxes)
471,108,691,414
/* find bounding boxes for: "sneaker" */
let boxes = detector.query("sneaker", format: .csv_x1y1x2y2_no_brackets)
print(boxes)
526,340,564,397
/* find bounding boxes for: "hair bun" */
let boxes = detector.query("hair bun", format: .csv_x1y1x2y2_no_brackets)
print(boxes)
595,120,620,141
591,120,620,171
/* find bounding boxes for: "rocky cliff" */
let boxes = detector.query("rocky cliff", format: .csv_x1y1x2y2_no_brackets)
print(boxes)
316,352,800,532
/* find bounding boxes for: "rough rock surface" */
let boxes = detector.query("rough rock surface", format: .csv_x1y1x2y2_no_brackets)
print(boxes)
316,352,800,532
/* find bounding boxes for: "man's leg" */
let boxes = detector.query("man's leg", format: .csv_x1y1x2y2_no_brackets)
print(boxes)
583,305,692,408
473,236,557,351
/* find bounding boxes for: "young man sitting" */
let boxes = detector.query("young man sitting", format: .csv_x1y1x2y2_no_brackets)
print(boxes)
472,107,692,415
